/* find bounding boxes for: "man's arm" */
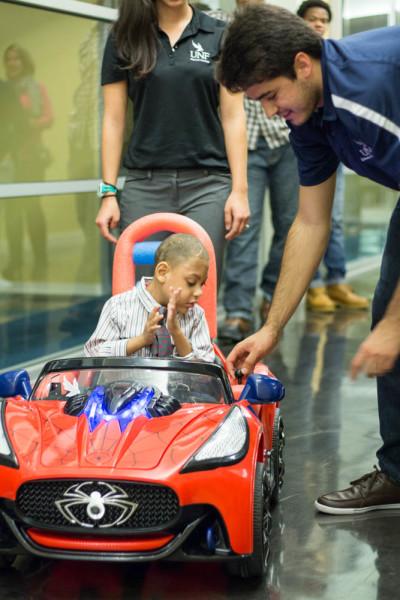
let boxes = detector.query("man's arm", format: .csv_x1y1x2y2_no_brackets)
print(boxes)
227,173,336,376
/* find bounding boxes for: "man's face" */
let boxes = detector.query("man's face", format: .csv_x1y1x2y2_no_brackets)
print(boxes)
303,7,330,37
246,74,322,126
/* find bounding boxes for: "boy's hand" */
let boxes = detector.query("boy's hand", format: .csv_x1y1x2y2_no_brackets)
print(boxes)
142,307,163,346
167,287,182,334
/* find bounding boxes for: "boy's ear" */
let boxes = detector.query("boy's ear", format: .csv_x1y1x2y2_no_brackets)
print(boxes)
154,261,170,283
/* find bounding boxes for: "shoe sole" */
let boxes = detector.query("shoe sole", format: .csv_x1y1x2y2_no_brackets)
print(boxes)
333,303,369,310
306,305,336,313
314,500,400,515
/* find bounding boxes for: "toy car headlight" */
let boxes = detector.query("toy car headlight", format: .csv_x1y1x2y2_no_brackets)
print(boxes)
0,401,17,467
181,407,249,473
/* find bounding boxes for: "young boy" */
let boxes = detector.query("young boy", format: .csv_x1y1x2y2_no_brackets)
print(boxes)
84,234,214,362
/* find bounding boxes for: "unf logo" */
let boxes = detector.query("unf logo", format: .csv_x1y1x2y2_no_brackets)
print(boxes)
354,140,374,162
55,481,138,528
190,40,211,64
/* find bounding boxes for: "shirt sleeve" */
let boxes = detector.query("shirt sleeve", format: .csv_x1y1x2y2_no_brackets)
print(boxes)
289,121,339,186
84,298,129,357
173,310,215,363
101,33,128,86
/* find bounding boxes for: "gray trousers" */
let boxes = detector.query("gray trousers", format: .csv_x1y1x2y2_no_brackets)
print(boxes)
119,168,230,282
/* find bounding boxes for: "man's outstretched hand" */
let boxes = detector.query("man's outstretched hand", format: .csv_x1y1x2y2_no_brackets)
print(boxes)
351,317,400,379
226,325,280,379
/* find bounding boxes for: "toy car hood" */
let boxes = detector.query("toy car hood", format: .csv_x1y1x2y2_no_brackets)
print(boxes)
5,400,230,472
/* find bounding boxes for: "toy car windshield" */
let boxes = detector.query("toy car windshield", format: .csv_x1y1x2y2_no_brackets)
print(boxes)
32,367,228,406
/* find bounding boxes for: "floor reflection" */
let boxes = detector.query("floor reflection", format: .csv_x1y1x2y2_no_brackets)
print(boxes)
3,275,400,600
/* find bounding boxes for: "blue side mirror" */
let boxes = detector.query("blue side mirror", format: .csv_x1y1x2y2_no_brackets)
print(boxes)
239,373,285,405
0,370,32,399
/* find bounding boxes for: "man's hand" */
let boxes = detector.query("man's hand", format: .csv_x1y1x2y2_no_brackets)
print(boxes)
142,307,163,346
166,287,181,334
351,317,400,379
224,190,250,240
226,325,280,379
95,195,120,243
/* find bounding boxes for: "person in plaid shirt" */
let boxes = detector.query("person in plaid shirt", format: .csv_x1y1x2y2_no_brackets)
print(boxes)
209,1,299,343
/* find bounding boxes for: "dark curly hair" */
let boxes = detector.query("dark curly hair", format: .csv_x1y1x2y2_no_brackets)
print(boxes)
216,4,322,92
297,0,332,22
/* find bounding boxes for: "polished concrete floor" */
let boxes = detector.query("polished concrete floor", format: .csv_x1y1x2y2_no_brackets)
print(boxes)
2,272,399,600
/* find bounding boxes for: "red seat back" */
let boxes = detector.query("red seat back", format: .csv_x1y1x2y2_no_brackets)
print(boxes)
112,213,217,339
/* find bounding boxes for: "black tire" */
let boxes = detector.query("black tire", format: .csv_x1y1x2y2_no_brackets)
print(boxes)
226,463,271,578
0,554,16,569
270,412,285,506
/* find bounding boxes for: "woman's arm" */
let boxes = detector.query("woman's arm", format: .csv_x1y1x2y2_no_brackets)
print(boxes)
95,80,128,243
219,85,249,240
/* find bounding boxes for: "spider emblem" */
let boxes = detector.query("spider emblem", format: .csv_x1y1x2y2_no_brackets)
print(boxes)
55,481,138,528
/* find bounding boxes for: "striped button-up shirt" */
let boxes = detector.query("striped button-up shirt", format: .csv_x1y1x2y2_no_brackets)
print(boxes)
84,278,215,362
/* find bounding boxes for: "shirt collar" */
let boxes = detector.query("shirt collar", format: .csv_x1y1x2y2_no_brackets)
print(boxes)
157,6,214,42
191,6,216,33
136,277,161,313
320,41,337,123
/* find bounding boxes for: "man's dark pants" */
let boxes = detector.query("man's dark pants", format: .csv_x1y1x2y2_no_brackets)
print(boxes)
373,198,400,482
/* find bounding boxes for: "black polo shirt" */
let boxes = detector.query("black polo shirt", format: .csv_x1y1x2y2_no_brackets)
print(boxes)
101,8,228,170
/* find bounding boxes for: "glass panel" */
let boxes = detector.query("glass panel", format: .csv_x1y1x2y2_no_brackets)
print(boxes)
344,174,397,261
343,0,389,35
0,3,111,183
0,192,109,368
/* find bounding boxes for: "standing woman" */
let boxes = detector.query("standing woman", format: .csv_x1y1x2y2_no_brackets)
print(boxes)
95,0,249,279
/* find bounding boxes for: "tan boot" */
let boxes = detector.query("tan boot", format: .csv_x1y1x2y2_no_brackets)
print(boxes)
326,283,369,310
306,287,336,313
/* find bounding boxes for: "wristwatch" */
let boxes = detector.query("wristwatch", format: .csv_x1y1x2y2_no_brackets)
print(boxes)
97,181,118,198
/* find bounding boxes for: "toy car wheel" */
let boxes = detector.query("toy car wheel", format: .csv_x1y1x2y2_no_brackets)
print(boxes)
226,463,271,578
270,412,285,506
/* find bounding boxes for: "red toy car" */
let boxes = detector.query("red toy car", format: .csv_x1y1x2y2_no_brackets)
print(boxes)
0,214,285,578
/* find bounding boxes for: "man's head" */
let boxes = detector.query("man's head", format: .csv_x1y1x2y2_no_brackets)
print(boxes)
297,0,331,37
217,4,323,126
152,234,209,313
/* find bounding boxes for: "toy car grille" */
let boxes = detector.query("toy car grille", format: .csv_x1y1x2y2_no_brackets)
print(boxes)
16,480,179,531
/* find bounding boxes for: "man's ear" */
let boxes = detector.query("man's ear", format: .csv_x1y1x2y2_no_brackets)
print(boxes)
154,261,170,283
293,51,314,80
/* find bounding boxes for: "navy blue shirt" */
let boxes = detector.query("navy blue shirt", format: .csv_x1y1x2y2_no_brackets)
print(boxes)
101,8,228,170
289,27,400,191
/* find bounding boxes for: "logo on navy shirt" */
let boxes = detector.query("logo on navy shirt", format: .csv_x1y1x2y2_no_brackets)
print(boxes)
190,41,211,64
354,140,374,162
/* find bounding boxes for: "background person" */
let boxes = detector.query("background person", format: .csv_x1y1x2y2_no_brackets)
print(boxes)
95,0,249,282
2,44,53,282
218,4,400,514
209,0,299,343
297,0,368,313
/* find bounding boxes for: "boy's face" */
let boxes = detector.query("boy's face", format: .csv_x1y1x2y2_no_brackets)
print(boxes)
245,53,323,126
160,257,209,314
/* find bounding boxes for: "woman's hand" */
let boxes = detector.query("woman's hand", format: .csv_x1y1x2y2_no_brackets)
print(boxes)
224,190,250,240
95,195,120,244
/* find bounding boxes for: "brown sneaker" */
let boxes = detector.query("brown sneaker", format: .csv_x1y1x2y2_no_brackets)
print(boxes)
326,283,369,310
306,287,336,313
315,468,400,515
